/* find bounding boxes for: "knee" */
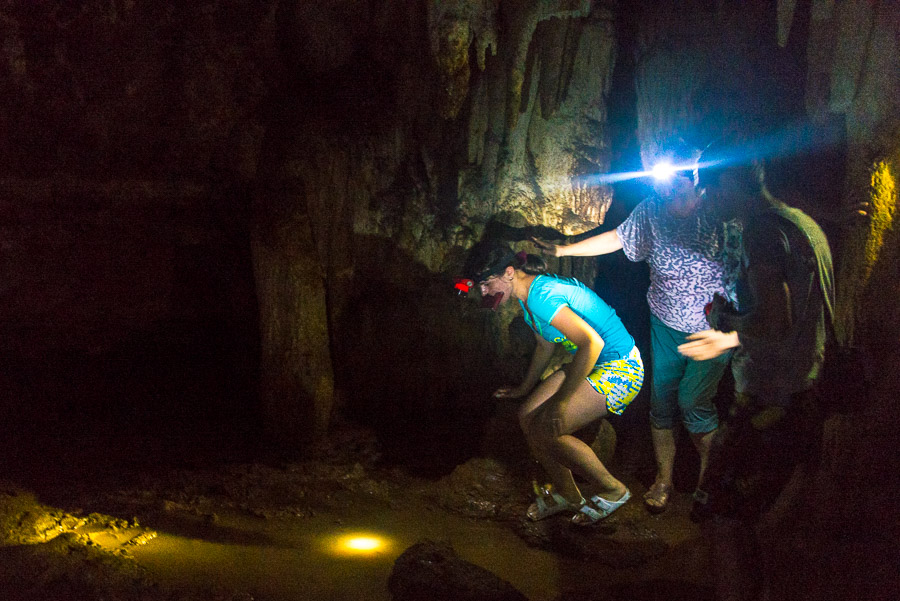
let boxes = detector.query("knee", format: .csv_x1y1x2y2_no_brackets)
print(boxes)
518,411,529,435
681,401,719,434
526,413,559,450
650,410,676,430
691,428,716,450
649,398,677,429
518,406,535,436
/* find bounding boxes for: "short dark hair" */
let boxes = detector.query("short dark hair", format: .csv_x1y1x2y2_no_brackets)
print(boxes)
464,239,547,282
654,136,701,183
697,138,761,194
659,136,701,166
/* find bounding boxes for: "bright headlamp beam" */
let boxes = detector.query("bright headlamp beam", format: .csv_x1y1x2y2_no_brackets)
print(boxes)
577,170,649,185
577,121,842,191
651,161,676,181
576,162,704,187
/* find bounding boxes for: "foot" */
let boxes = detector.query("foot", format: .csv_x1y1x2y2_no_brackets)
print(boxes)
526,490,581,521
571,488,631,526
643,481,671,514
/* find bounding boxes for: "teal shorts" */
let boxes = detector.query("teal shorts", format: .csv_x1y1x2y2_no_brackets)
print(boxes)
586,346,644,415
649,314,731,433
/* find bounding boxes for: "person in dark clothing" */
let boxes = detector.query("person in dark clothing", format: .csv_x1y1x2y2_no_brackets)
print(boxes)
678,141,835,601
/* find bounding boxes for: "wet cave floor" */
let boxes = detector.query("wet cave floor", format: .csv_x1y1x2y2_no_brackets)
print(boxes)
0,408,883,601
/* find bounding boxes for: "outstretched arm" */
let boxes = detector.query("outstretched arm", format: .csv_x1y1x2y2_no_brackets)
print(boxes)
532,230,623,258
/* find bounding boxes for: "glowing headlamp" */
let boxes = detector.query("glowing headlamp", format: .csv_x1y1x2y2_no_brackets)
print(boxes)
651,160,677,181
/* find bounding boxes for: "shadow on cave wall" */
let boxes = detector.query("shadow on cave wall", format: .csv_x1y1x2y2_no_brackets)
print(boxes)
0,222,261,447
334,235,531,476
0,322,260,440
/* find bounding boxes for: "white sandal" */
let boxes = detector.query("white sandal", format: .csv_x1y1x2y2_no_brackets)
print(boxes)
527,490,581,521
572,489,631,526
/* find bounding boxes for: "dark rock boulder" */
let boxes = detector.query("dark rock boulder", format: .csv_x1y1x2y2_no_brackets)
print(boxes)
388,539,528,601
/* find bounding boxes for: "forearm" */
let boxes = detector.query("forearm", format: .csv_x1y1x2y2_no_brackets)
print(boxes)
520,338,556,392
556,230,622,257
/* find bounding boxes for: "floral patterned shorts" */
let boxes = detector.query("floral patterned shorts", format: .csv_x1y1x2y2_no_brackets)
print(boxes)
587,346,644,415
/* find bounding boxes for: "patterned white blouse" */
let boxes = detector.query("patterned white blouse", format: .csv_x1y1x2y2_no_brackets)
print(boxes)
616,194,741,334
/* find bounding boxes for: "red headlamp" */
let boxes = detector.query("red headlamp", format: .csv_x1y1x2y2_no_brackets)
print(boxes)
453,277,474,296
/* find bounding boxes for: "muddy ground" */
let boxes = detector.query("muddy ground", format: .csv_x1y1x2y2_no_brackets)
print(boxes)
0,400,895,601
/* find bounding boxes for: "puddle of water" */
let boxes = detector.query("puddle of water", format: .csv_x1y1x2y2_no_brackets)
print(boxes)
130,505,561,601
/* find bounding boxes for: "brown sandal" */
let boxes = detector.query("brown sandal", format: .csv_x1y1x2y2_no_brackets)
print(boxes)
643,482,671,514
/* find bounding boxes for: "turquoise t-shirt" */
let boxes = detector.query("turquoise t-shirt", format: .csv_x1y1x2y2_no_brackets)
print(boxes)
520,274,635,364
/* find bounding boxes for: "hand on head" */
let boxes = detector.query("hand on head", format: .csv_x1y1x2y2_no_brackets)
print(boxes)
531,237,562,257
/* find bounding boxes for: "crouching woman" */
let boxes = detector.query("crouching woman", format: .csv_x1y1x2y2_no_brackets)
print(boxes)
468,241,643,524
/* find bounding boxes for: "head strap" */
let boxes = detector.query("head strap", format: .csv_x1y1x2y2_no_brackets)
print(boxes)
474,250,520,282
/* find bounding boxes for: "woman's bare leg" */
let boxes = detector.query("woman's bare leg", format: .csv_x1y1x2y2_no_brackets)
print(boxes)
520,369,626,504
518,371,583,502
651,425,677,489
690,428,717,487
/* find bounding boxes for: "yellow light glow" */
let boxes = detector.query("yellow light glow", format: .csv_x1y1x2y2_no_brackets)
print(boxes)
345,536,381,551
328,532,392,557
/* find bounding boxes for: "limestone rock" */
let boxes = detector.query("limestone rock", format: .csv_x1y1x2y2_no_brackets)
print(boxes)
388,539,528,601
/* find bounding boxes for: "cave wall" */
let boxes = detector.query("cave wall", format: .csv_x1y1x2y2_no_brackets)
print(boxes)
2,0,897,454
250,0,623,450
632,1,798,156
0,0,622,450
803,0,900,388
0,2,274,427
